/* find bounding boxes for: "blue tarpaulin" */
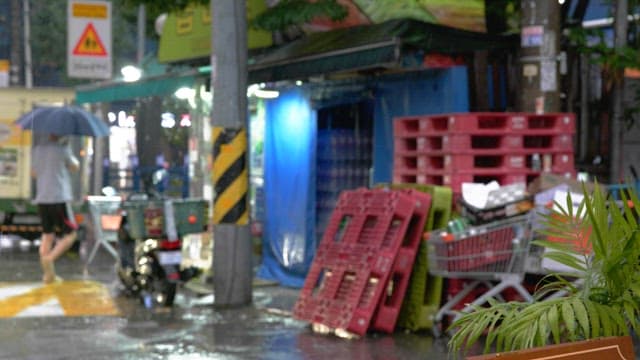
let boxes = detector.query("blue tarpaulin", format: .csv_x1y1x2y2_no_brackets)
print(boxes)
257,87,317,287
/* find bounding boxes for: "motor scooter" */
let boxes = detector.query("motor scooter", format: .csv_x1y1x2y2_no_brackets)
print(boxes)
115,169,208,307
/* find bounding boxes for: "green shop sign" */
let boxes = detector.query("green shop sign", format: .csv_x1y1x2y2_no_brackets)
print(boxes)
158,1,272,64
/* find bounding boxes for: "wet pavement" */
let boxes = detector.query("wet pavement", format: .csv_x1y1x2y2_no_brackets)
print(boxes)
4,235,640,359
0,236,454,360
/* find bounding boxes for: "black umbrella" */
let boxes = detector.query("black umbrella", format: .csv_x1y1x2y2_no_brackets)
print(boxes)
15,106,110,137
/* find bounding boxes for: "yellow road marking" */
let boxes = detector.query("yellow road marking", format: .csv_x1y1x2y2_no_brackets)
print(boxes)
0,280,120,317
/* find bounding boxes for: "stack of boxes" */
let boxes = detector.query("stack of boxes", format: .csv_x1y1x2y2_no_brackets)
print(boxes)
392,112,576,194
316,129,372,241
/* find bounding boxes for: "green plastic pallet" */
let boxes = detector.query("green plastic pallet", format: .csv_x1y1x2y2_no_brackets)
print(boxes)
380,183,452,331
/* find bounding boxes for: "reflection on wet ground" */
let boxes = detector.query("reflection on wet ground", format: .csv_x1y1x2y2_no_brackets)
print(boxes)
0,235,456,359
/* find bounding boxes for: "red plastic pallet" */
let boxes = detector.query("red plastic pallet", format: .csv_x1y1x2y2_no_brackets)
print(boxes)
394,153,527,173
370,189,431,333
392,169,530,193
293,189,417,336
394,151,575,174
394,112,575,136
394,133,573,155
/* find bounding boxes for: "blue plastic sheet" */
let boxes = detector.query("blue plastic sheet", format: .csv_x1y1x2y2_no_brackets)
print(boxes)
258,88,317,287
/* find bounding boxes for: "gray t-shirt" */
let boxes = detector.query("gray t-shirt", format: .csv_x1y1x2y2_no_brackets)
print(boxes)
32,141,75,204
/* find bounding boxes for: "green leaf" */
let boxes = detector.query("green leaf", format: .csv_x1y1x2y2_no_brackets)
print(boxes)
584,299,600,338
596,303,613,336
561,301,576,340
534,240,579,253
484,307,507,354
536,312,549,347
609,307,629,335
623,299,638,333
630,282,640,299
571,298,590,338
548,304,561,344
465,310,495,352
525,319,539,349
543,252,586,272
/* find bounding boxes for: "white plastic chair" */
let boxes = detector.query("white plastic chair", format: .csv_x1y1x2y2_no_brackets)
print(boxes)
85,195,122,266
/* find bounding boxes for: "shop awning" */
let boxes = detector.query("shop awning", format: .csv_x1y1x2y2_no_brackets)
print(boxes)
247,18,517,83
75,70,201,104
76,18,517,104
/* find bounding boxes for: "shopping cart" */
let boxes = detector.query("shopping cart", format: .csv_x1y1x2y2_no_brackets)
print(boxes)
426,214,533,336
85,195,123,268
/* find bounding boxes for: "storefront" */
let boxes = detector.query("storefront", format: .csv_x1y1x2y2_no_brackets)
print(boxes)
76,16,517,287
76,67,211,199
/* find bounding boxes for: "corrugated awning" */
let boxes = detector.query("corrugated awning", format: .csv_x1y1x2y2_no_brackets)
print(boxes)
75,71,200,104
76,18,517,104
247,19,517,83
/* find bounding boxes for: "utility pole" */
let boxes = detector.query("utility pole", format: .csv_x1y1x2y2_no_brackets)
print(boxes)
519,0,561,113
137,5,146,66
211,0,253,306
10,0,22,86
610,0,628,182
22,0,31,88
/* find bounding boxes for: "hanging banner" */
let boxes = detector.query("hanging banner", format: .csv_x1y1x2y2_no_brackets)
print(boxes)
67,0,112,79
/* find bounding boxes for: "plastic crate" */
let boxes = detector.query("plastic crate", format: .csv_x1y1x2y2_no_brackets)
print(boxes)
395,134,574,159
392,169,529,193
395,153,527,173
371,189,431,333
171,198,208,235
393,113,575,136
293,189,418,336
381,184,452,332
122,200,164,239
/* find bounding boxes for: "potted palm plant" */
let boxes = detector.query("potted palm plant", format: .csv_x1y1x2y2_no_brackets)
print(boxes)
448,183,640,356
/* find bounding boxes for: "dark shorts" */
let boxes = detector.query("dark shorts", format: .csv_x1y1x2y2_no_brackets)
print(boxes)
38,203,78,235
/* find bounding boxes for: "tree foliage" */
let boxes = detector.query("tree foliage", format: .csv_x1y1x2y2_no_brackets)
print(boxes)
566,2,640,130
250,0,348,32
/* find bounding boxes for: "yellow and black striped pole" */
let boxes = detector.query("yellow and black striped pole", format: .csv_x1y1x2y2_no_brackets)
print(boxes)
212,126,249,225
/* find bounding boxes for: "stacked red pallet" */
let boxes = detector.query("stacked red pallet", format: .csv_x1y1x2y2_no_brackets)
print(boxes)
392,112,576,192
293,188,431,336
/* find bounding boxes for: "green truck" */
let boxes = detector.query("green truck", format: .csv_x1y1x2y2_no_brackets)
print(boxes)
0,88,76,240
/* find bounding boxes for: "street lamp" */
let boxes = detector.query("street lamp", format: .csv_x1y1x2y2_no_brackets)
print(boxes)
121,65,142,82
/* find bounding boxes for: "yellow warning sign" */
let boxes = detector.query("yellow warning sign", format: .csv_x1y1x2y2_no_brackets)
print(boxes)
0,280,120,317
72,3,107,18
72,22,108,56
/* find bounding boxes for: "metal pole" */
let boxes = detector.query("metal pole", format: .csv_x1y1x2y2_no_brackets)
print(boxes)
579,53,589,162
211,0,252,307
610,0,628,182
137,5,146,66
22,0,32,88
519,0,561,113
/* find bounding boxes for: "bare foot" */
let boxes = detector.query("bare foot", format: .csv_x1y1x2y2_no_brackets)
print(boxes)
41,256,57,284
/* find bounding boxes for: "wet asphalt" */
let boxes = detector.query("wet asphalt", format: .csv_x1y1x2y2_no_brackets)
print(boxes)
0,236,456,360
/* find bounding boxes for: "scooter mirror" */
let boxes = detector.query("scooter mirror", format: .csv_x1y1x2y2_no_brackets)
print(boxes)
102,186,117,197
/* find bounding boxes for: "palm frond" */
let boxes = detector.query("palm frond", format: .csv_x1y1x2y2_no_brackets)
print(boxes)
448,182,640,355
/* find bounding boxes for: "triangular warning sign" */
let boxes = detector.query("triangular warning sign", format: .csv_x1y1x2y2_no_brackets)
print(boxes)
72,22,107,56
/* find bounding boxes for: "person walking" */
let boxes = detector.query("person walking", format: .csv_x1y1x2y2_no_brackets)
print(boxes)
32,134,80,284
